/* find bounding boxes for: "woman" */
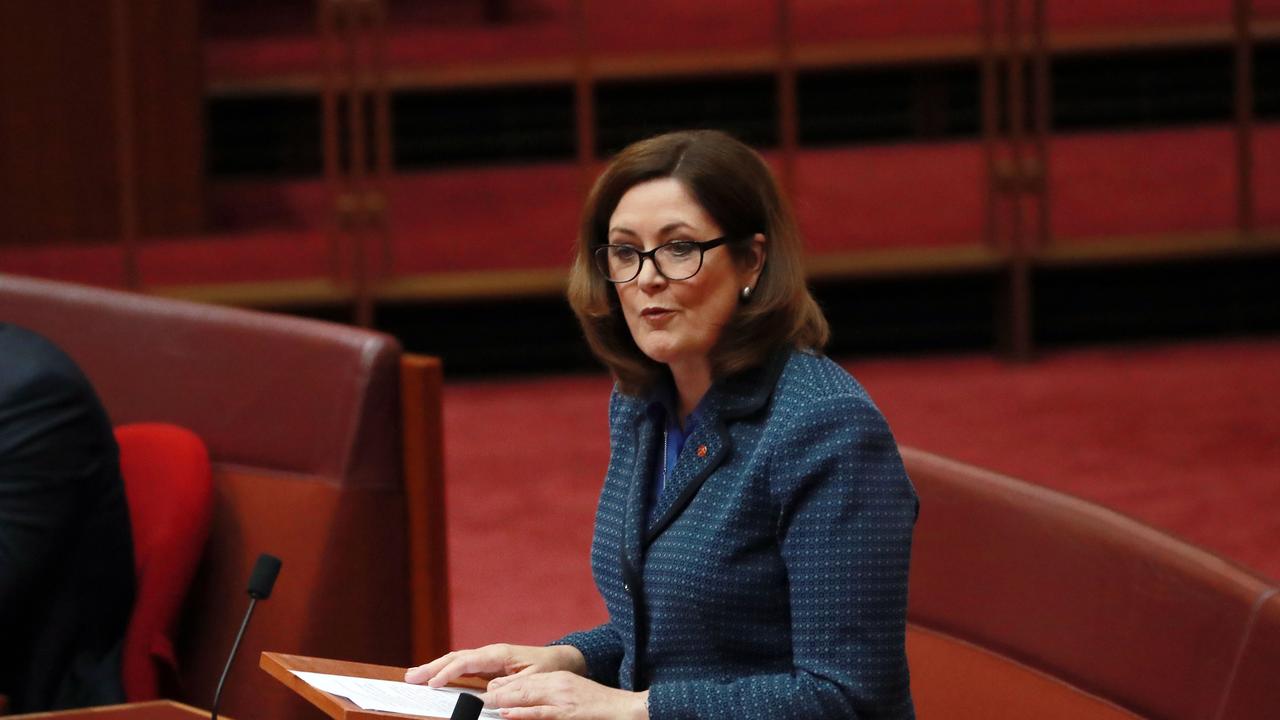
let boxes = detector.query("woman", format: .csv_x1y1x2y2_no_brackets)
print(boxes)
407,130,918,719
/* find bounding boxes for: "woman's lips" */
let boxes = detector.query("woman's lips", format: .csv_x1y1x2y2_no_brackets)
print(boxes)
641,307,675,322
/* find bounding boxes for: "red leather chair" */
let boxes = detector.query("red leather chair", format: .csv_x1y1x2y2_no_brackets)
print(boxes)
115,423,214,701
903,447,1280,719
2,274,451,720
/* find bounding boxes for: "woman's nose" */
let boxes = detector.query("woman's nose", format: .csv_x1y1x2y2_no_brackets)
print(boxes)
636,256,667,290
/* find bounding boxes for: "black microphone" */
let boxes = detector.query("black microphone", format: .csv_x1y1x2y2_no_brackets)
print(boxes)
211,553,282,720
247,554,282,600
450,693,483,720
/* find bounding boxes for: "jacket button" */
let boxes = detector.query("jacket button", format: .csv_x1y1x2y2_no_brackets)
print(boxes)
623,582,631,594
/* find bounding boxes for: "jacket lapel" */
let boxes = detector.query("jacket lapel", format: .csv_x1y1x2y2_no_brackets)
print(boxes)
644,349,791,545
620,404,657,576
645,412,729,542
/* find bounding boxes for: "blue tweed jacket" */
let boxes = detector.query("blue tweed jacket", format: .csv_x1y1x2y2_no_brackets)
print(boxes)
555,348,918,719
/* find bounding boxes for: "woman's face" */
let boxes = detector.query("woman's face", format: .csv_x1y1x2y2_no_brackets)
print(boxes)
607,177,763,371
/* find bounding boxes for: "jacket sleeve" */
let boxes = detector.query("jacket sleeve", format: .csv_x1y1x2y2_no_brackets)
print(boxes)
549,623,625,687
647,393,918,720
0,363,112,608
546,387,631,687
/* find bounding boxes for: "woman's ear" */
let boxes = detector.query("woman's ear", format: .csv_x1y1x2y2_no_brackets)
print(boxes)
743,233,767,285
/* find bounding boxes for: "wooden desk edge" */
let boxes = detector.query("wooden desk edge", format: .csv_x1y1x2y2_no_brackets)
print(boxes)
6,701,207,720
260,652,485,720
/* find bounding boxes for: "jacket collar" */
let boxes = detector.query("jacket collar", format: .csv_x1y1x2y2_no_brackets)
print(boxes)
618,348,789,555
615,346,788,428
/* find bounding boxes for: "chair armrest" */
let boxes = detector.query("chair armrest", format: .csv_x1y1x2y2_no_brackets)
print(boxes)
400,354,451,662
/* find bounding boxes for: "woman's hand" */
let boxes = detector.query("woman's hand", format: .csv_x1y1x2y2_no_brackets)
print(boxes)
404,644,587,689
483,671,648,720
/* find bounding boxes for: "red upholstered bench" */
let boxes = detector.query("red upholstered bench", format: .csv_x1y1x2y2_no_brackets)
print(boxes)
903,447,1279,720
0,273,449,720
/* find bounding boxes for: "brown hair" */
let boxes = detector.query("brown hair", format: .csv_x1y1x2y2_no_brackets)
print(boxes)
567,129,829,395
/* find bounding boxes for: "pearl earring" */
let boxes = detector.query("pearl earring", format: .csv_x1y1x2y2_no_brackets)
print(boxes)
740,286,753,301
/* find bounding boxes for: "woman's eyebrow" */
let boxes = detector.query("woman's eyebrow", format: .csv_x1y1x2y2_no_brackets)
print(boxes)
608,221,696,237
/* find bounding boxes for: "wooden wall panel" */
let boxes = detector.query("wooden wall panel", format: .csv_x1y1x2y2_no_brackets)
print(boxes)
130,0,204,237
0,2,120,243
0,0,202,248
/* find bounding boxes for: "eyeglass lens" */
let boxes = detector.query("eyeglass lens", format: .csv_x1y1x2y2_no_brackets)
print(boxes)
596,242,704,282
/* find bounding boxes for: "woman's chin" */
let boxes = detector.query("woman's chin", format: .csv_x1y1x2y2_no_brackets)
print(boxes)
640,345,712,373
640,349,677,366
637,340,682,366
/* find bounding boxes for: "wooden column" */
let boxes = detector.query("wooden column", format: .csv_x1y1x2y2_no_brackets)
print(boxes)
346,0,373,327
111,0,141,289
1031,0,1051,251
321,0,383,326
572,0,597,193
1234,0,1255,237
775,0,799,197
320,0,346,284
370,0,394,280
1003,0,1033,361
980,0,1000,251
984,0,1040,361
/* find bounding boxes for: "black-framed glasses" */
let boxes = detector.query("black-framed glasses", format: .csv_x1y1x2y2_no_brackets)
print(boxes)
593,236,743,283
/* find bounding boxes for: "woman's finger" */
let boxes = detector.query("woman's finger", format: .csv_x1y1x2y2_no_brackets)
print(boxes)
486,675,541,709
425,655,482,687
487,665,537,691
499,707,555,719
404,651,456,684
408,649,489,688
488,671,578,711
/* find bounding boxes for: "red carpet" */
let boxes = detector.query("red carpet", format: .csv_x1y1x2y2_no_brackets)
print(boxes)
440,339,1280,651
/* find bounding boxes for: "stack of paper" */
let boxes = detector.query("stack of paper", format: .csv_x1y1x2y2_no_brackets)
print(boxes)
291,671,501,719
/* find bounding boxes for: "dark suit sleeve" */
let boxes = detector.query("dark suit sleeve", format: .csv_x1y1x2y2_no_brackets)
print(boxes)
0,329,133,712
646,394,918,720
0,364,106,607
548,387,629,687
549,623,625,686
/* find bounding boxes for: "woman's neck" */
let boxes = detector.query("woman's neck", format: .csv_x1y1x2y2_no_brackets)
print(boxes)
668,357,712,426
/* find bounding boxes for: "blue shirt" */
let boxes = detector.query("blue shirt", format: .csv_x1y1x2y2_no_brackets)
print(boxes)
646,395,706,523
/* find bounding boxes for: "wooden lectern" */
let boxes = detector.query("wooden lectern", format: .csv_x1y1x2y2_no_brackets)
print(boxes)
260,653,486,720
5,653,470,720
5,701,211,720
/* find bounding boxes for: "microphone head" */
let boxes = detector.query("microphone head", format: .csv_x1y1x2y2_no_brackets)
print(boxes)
449,693,483,720
247,553,282,599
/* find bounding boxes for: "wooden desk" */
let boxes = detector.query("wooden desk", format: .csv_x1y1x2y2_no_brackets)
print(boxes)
260,652,485,720
6,654,478,720
7,700,210,720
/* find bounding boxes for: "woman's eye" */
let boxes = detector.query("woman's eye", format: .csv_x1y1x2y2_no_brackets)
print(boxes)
609,246,638,261
666,242,696,257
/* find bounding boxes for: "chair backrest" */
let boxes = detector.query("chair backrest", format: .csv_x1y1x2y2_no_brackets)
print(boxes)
115,423,214,701
902,447,1280,720
0,273,450,720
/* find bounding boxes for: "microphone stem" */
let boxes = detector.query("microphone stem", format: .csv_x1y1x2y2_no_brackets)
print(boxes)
212,597,258,720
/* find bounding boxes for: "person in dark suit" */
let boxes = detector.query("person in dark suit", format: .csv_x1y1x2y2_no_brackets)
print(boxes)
0,324,135,713
406,130,918,719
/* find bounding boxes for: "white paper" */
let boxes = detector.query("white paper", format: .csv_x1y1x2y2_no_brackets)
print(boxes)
290,670,500,719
